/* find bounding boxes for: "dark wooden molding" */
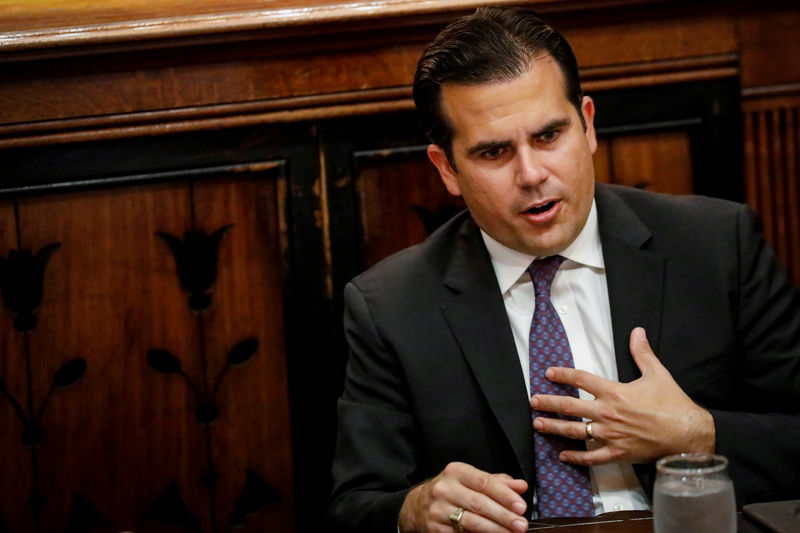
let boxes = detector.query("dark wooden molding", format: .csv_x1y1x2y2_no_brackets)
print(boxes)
581,53,739,92
0,53,743,149
0,89,414,149
0,0,675,60
742,82,800,101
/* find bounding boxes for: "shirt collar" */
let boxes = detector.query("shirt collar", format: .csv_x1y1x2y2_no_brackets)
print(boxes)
481,199,605,294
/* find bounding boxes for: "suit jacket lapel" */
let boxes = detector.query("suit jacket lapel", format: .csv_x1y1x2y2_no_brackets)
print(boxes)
595,184,665,384
439,218,535,484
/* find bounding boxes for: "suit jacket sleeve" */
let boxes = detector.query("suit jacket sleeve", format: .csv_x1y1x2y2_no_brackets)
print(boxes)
709,205,800,503
327,281,420,533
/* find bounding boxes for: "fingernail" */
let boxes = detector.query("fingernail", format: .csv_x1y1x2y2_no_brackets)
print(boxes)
532,417,543,430
511,501,526,514
545,368,555,379
530,396,539,408
513,518,528,532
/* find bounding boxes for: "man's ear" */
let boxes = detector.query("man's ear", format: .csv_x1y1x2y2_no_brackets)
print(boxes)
427,144,462,196
581,96,598,155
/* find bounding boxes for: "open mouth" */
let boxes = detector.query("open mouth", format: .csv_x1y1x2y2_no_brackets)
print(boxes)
526,201,557,215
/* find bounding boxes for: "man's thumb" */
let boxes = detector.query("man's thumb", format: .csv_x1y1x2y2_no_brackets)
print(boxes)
629,327,657,374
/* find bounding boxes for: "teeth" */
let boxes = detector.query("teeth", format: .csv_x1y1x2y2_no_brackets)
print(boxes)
529,201,554,214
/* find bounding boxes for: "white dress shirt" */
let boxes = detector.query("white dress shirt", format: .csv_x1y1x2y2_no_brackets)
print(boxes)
481,200,650,515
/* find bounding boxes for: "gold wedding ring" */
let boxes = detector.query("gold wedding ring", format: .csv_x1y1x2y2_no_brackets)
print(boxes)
585,420,594,441
449,507,465,533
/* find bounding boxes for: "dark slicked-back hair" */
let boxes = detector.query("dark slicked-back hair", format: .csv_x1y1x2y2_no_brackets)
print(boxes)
413,6,583,164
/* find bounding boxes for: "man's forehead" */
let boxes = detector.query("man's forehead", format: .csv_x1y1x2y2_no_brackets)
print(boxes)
438,54,565,103
439,58,573,142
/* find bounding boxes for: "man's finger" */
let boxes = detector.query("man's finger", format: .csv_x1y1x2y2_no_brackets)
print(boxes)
544,366,609,396
423,464,529,532
459,471,527,509
533,416,588,441
447,506,527,533
498,476,529,497
559,446,626,467
447,464,528,515
530,393,593,420
444,483,525,529
628,327,661,375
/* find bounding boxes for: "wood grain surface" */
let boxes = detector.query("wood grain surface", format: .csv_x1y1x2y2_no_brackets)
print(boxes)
0,171,294,532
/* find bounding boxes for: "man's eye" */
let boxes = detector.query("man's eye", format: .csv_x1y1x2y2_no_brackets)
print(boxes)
539,130,559,142
481,148,504,159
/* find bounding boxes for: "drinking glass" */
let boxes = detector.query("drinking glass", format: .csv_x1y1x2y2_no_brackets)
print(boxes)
654,453,736,533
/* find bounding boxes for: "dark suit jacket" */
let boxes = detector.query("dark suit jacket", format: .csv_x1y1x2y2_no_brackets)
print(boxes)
328,183,800,532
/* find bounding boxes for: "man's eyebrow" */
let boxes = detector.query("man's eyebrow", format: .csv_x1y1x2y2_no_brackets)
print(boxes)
466,140,511,157
533,118,570,136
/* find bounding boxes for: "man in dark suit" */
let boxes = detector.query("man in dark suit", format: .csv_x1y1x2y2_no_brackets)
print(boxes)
328,7,800,533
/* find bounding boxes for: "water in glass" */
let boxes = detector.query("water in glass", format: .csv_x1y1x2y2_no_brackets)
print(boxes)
654,453,736,533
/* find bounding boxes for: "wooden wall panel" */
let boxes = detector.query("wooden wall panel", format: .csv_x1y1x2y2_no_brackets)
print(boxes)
610,132,693,194
565,12,737,69
355,149,464,267
0,200,34,533
738,7,800,89
594,132,693,195
593,139,612,184
743,95,800,286
0,43,424,126
0,169,294,532
192,171,294,533
15,182,198,532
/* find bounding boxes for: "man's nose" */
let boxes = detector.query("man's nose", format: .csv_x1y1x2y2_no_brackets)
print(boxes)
515,146,547,187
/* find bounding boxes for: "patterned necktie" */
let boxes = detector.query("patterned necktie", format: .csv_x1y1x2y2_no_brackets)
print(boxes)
527,255,594,518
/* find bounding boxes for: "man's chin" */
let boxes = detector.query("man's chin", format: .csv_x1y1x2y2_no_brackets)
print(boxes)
517,241,567,258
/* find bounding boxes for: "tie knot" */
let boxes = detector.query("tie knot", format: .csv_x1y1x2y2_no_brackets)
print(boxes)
527,255,565,297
